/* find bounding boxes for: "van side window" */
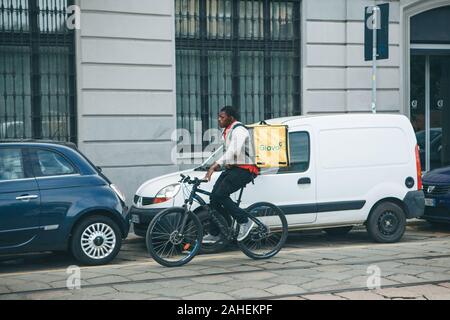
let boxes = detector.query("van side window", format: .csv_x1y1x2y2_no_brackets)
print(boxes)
278,131,310,174
0,149,25,181
34,149,76,177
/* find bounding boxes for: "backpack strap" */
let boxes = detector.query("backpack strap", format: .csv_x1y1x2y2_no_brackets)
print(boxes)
227,123,251,158
229,123,247,138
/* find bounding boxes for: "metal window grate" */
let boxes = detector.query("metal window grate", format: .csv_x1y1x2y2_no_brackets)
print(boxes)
175,0,301,140
0,0,76,143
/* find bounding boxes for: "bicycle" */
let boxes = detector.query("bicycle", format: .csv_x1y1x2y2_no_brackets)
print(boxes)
146,174,288,267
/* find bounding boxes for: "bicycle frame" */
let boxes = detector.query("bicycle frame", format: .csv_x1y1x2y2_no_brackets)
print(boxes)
173,180,208,235
147,176,288,267
178,180,267,240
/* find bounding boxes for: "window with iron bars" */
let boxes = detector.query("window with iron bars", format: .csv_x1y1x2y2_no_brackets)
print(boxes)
175,0,301,144
0,0,76,143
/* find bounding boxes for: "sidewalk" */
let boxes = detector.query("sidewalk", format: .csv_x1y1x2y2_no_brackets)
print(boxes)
299,282,450,300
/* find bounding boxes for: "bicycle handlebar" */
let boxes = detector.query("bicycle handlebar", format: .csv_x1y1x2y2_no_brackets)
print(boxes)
179,174,208,185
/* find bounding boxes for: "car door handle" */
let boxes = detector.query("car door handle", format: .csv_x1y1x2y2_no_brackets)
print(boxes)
16,195,39,201
298,178,311,185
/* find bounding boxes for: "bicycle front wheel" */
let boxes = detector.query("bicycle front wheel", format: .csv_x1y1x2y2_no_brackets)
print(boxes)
146,208,202,267
238,202,288,260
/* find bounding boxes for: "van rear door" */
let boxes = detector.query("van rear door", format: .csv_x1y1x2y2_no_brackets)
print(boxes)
241,125,317,225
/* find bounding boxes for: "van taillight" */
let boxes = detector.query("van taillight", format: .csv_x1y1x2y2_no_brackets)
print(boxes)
415,145,422,190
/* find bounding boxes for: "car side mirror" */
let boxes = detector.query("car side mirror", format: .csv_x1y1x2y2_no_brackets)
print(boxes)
97,166,103,172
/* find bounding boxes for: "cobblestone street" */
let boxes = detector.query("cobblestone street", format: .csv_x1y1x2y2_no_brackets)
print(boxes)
1,221,450,300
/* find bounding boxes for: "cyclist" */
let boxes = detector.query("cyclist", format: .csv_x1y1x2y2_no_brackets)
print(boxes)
204,106,259,242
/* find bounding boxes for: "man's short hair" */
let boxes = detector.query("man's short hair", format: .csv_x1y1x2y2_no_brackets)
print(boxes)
220,106,239,120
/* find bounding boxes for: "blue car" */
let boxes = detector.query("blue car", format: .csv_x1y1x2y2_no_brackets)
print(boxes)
422,166,450,224
0,141,129,265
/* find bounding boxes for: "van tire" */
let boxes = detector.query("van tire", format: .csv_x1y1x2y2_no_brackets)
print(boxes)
366,202,406,243
324,226,353,237
71,215,122,265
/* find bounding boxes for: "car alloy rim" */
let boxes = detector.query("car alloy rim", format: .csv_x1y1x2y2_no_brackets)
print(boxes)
81,223,116,260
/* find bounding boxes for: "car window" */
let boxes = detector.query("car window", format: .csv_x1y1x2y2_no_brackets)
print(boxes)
416,129,441,149
0,148,25,181
35,149,76,177
277,131,310,174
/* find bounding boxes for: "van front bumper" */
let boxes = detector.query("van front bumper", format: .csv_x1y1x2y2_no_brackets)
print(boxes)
404,190,425,219
128,206,168,237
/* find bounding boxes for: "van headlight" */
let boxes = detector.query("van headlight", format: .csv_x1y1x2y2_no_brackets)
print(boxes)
154,184,181,204
110,184,126,203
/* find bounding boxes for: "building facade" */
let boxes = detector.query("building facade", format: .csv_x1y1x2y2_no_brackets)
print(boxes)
1,0,449,203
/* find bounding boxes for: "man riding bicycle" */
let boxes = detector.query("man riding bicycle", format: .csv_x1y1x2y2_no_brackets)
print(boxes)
204,106,259,242
145,107,288,266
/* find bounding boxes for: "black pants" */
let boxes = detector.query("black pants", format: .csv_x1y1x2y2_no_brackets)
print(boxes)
209,167,255,236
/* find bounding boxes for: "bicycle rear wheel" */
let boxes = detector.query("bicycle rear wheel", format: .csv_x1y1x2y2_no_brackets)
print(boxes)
146,208,202,267
238,202,288,260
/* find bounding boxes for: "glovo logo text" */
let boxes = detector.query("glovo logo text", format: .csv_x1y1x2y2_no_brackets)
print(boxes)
260,142,283,152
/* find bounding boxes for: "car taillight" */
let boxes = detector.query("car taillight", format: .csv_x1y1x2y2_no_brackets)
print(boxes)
415,144,422,190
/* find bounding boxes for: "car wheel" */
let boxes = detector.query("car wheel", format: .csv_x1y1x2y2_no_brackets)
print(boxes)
71,215,122,265
324,226,353,237
366,202,406,243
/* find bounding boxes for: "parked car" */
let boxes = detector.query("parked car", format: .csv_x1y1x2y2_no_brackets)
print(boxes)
422,166,450,224
130,114,424,244
0,140,129,265
416,128,442,170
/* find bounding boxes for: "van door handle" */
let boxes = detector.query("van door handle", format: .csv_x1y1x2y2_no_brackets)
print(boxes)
298,178,311,185
16,195,39,201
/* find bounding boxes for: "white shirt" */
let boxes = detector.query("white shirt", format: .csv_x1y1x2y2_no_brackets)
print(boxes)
216,121,254,167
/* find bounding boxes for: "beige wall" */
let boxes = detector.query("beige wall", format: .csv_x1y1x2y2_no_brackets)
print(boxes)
76,0,178,202
302,0,401,114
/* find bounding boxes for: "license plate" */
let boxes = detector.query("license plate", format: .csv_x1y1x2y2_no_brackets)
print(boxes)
131,214,140,224
425,198,436,207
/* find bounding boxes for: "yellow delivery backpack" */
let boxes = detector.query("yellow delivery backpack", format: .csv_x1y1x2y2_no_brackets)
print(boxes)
247,121,290,168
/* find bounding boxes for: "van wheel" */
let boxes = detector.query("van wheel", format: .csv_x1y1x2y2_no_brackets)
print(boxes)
71,215,122,265
366,202,406,243
324,226,353,237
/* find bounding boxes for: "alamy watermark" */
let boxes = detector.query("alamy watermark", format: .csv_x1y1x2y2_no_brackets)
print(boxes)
66,265,81,290
366,265,382,290
66,5,81,30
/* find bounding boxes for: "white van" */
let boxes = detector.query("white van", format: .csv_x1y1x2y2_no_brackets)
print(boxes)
130,114,425,243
